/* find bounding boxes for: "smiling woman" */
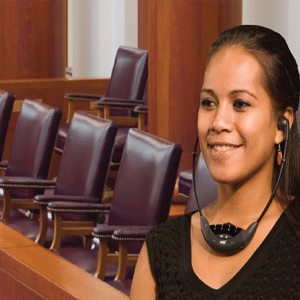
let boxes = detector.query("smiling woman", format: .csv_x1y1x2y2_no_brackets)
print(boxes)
130,25,300,299
198,46,286,187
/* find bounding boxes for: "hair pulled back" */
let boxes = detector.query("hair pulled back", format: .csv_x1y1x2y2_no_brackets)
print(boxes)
206,25,300,228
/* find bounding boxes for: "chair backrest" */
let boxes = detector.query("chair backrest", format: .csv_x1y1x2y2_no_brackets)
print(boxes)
185,154,218,213
107,129,182,253
106,46,148,100
143,80,148,106
0,91,15,161
108,128,182,226
6,100,62,198
54,112,118,199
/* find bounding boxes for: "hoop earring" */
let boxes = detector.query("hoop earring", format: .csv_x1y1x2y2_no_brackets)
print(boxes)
277,143,283,166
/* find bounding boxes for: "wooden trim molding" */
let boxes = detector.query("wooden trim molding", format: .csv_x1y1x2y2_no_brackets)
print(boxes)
148,0,242,171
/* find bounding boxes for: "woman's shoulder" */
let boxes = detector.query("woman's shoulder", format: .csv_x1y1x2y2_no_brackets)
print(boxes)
145,212,197,284
146,211,196,240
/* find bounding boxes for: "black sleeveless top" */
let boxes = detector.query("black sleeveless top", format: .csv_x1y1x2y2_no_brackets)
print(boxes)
146,208,300,299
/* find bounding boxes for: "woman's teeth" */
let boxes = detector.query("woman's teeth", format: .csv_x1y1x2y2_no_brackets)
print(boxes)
213,145,234,152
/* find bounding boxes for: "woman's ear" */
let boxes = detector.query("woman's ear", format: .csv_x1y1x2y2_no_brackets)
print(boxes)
283,107,294,129
274,107,294,144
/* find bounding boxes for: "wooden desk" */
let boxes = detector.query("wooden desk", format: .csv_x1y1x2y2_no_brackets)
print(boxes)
0,222,129,300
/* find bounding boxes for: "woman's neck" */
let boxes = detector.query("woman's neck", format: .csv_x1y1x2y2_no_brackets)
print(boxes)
203,169,282,228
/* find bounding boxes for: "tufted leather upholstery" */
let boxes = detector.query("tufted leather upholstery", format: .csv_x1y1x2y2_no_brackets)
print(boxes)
33,112,118,246
185,154,218,213
0,100,62,219
0,91,15,161
57,46,148,172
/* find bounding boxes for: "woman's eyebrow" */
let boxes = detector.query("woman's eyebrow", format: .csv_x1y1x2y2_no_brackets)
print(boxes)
200,89,217,98
201,88,258,100
230,89,258,99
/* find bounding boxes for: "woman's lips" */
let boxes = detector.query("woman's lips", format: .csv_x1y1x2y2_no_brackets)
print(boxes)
208,143,242,153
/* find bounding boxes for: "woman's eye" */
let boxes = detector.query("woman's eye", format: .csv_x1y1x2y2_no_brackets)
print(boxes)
200,99,216,108
234,99,250,110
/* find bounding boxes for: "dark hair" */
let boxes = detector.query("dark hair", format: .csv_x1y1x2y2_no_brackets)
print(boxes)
207,25,300,229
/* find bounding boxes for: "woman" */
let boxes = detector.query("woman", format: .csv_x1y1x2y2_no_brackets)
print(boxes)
130,25,300,299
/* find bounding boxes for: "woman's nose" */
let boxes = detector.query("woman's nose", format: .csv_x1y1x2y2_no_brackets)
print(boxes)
210,105,233,133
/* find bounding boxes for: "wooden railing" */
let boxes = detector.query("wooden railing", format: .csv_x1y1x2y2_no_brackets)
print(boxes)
0,78,110,160
0,222,128,300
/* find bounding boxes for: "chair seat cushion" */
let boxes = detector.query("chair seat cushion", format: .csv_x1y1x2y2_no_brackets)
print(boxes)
178,169,193,197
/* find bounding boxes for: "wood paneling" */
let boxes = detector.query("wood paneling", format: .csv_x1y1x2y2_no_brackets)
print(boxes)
0,78,110,161
0,0,67,80
0,222,128,300
148,0,242,171
138,0,149,50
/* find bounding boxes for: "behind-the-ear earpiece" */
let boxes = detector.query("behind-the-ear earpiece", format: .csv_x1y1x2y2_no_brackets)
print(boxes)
277,117,289,141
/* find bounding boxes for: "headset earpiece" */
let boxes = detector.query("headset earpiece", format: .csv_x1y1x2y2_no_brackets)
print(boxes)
277,117,289,141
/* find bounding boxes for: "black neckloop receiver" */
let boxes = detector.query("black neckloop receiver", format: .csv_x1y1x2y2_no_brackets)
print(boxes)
193,117,289,255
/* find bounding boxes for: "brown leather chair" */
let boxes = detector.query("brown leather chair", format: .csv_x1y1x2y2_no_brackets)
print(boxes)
0,91,15,161
0,100,62,220
178,168,193,198
56,46,148,172
184,153,218,213
81,128,182,280
33,112,118,247
46,129,182,281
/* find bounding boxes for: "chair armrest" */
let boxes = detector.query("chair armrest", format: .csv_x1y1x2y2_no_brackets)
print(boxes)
0,161,8,170
47,201,111,214
134,104,148,114
0,177,56,189
94,97,143,109
112,226,154,241
64,93,105,102
34,195,101,205
93,224,120,238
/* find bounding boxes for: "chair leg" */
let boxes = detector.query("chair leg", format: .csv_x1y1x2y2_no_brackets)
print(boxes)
97,107,104,118
103,104,109,119
95,238,108,280
50,212,63,250
66,100,74,123
115,241,128,280
83,235,93,248
138,113,146,131
35,205,48,246
1,188,11,220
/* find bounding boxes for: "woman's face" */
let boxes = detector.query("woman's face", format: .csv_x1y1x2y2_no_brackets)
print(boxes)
198,46,283,186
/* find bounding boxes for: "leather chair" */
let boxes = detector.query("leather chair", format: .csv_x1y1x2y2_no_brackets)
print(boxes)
91,128,182,280
178,168,193,198
0,100,62,220
184,153,218,213
56,46,148,173
46,128,182,281
170,153,218,218
0,91,15,161
33,112,118,247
